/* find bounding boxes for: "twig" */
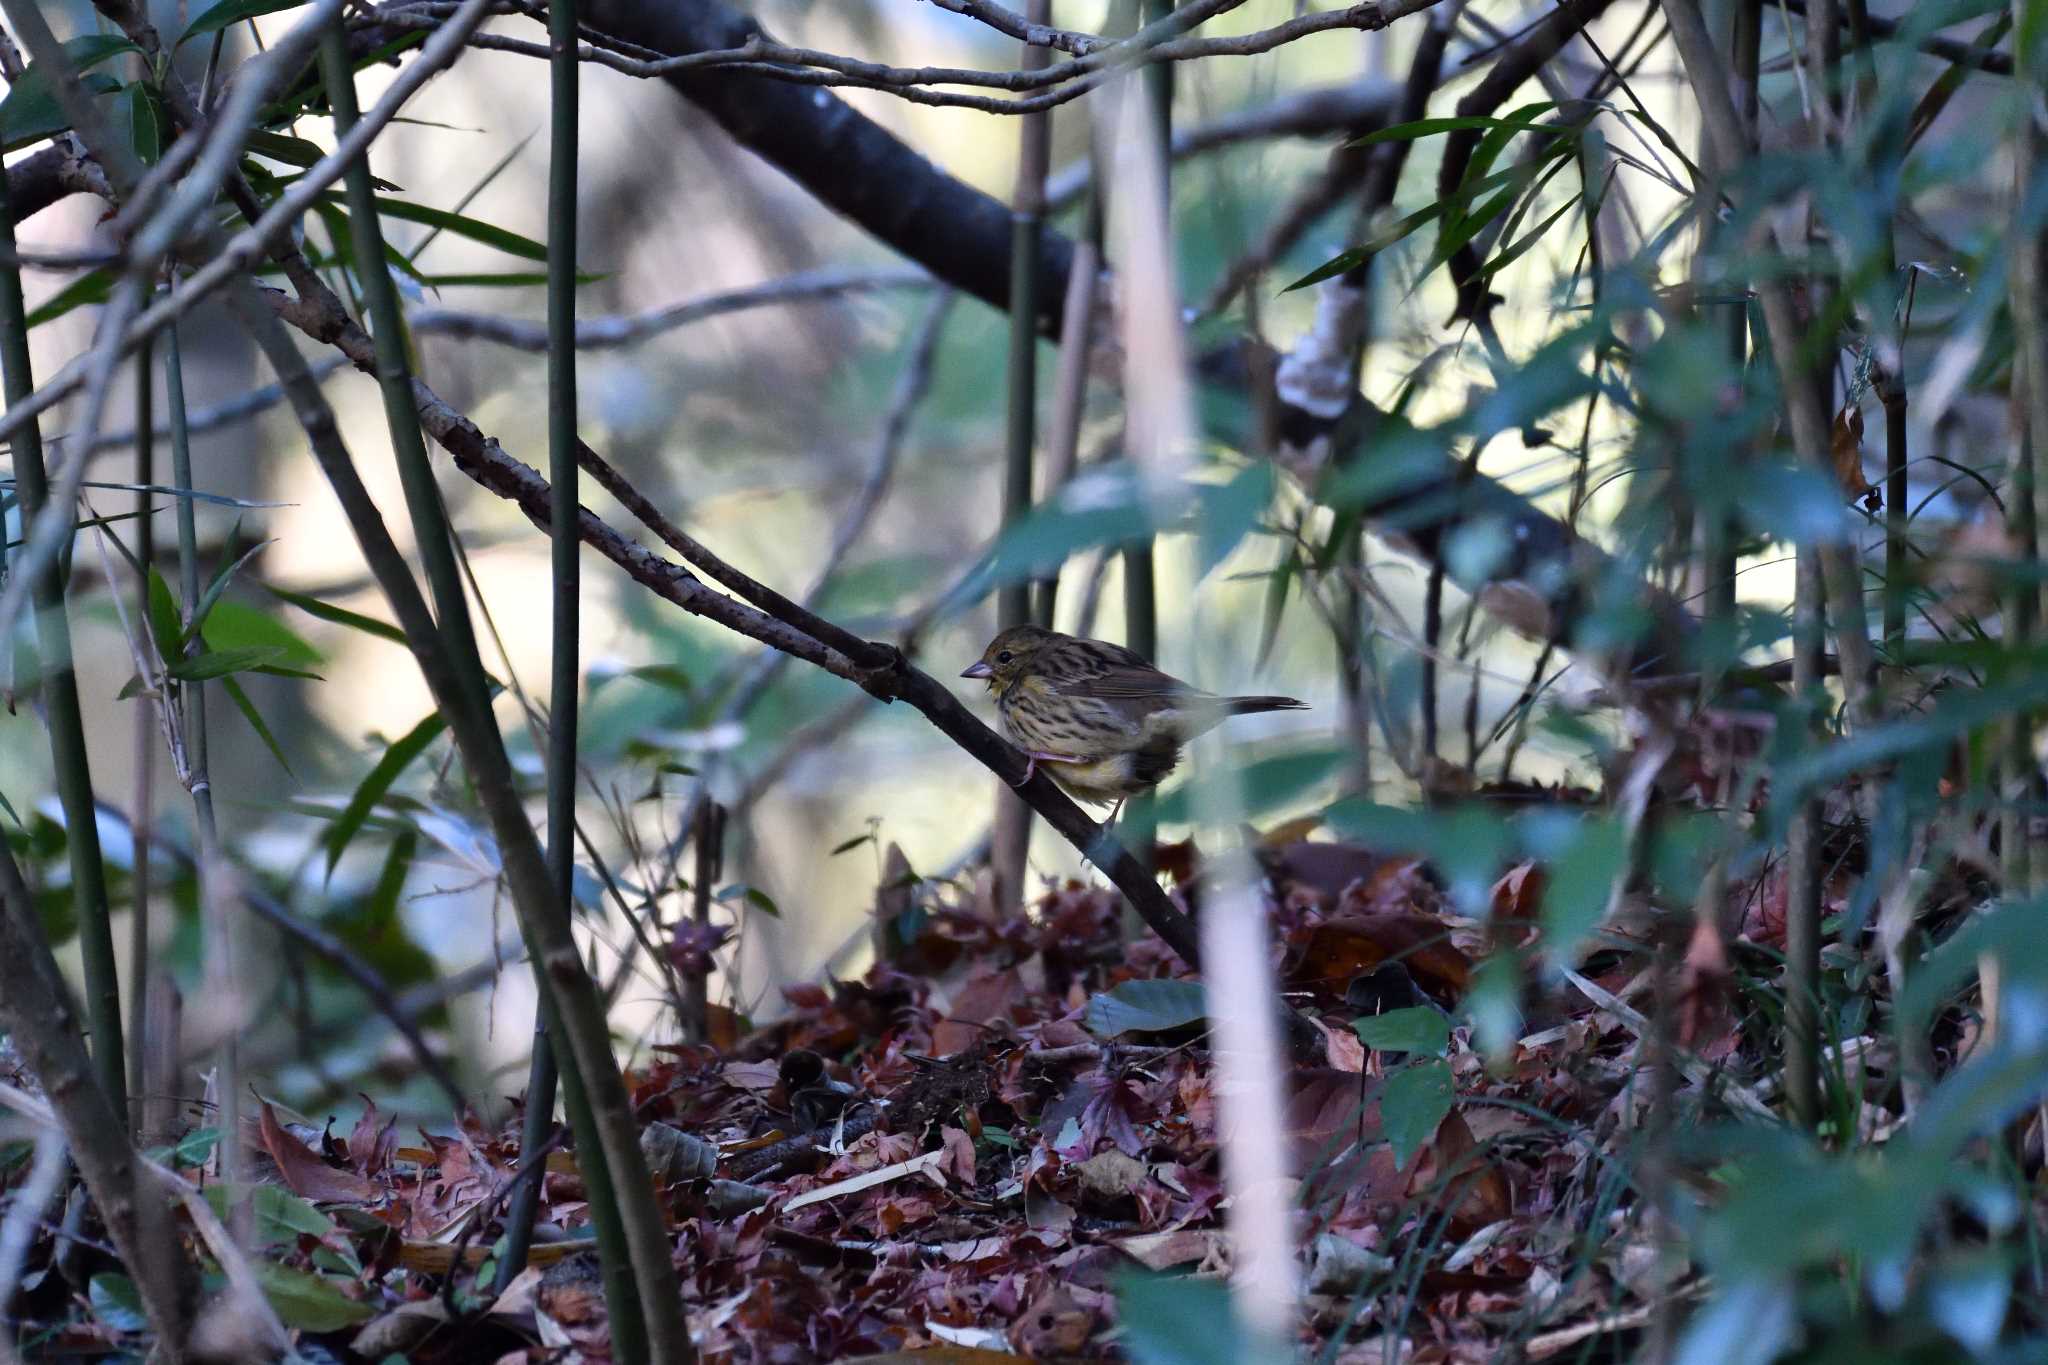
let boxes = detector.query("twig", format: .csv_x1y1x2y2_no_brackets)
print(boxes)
0,1131,65,1365
1043,80,1400,211
408,267,935,350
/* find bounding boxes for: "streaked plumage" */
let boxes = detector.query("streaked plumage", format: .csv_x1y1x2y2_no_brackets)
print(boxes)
960,625,1308,814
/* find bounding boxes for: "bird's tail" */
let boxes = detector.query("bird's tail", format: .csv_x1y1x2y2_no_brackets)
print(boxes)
1221,694,1309,716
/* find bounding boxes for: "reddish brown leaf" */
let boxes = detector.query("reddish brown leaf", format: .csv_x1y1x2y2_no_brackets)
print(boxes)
257,1100,380,1204
1830,403,1874,503
1291,913,1472,998
347,1096,397,1178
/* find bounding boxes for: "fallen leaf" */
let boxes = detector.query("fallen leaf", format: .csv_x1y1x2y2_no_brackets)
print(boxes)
1830,403,1875,504
257,1101,379,1204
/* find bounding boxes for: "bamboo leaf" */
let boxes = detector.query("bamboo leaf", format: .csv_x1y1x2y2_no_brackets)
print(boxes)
221,675,294,777
179,0,312,47
319,191,551,262
0,37,131,150
323,711,448,878
266,583,407,645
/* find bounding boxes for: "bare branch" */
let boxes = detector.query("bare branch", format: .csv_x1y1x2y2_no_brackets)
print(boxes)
409,267,934,350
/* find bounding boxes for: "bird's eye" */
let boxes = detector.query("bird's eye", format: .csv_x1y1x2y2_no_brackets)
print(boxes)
996,651,1013,664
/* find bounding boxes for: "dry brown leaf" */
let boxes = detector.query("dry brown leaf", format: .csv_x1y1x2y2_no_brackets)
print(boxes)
1830,404,1875,504
257,1100,379,1204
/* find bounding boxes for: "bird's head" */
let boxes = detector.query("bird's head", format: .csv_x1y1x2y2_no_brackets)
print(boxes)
960,624,1055,696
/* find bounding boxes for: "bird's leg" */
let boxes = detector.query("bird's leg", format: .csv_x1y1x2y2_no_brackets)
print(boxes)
1015,749,1083,787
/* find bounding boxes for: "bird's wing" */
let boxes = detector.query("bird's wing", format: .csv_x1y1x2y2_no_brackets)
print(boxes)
1049,662,1224,742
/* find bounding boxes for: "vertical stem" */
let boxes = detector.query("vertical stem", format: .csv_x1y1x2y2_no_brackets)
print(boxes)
1123,0,1170,670
1035,235,1100,630
1703,0,1759,652
1783,0,1844,1136
1114,0,1173,866
682,801,722,1042
315,28,669,1358
994,0,1053,917
127,336,155,1135
1785,541,1825,1131
1337,530,1374,797
505,0,587,1295
688,802,720,1035
0,142,126,1115
166,315,240,1239
2007,0,2048,898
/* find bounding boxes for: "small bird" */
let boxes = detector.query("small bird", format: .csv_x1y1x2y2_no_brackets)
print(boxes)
961,625,1308,819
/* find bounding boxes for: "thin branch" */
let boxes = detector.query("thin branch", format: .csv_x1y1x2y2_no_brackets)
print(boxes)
1046,79,1400,211
408,267,934,350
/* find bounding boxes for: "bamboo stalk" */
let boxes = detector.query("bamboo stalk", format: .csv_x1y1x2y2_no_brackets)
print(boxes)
1702,0,1759,656
1122,0,1165,670
0,121,126,1115
1783,0,1846,1133
993,0,1054,917
315,26,677,1360
164,315,248,1238
2007,0,2048,906
127,335,156,1136
500,0,597,1307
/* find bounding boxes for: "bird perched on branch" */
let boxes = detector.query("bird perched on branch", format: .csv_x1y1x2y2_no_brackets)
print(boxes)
961,625,1308,820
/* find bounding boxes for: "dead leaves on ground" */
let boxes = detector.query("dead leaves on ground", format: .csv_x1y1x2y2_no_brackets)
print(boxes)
36,808,1840,1363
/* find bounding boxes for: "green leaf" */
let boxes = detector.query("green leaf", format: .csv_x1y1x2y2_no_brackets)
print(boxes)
124,83,165,165
24,265,117,328
244,129,402,190
165,645,318,683
320,191,550,262
179,0,311,47
1352,111,1561,145
222,675,295,777
251,1261,374,1333
410,269,606,288
324,711,448,878
1474,190,1581,285
89,1273,148,1334
266,583,407,645
147,568,186,663
1531,814,1627,966
1152,743,1343,827
199,595,322,669
1381,1060,1454,1171
165,1125,223,1167
829,833,876,856
1353,1006,1450,1057
204,1182,337,1246
1286,150,1574,292
364,831,419,937
1085,979,1207,1037
1115,1269,1246,1365
712,882,782,919
183,542,275,650
1192,460,1276,578
0,37,132,150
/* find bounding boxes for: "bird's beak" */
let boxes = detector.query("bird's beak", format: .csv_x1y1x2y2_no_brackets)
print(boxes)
960,661,993,680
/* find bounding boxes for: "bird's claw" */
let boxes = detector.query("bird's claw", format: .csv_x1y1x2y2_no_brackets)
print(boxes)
1014,749,1081,788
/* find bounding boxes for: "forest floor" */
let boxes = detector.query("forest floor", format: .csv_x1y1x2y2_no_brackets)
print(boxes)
3,768,1994,1363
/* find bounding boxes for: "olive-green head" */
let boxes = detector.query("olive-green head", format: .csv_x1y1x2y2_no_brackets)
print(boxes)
960,624,1057,695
